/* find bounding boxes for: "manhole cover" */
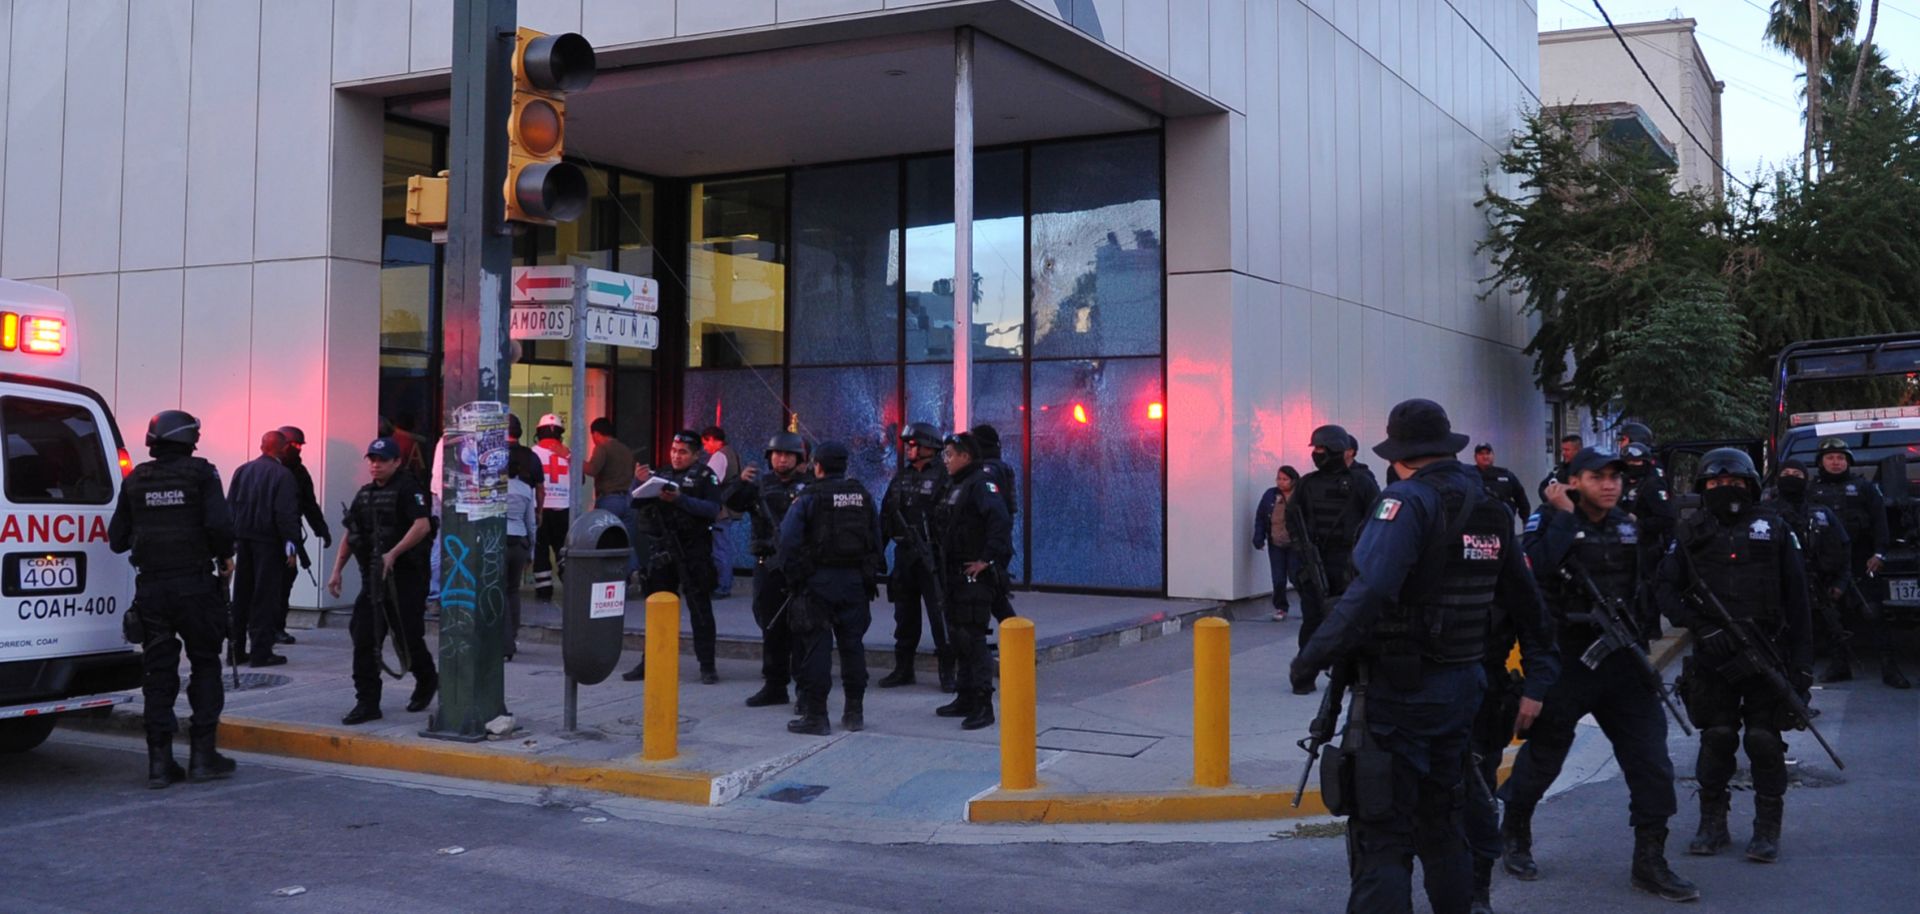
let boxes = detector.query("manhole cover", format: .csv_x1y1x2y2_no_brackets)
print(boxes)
228,673,291,691
595,714,695,737
761,783,828,805
1037,727,1161,758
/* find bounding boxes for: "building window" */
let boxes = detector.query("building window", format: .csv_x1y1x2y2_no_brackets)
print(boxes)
791,162,900,366
688,175,787,369
1030,134,1163,359
1028,357,1164,589
905,151,1025,362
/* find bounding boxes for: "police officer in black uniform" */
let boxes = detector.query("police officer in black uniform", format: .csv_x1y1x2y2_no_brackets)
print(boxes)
1501,448,1698,902
879,422,953,691
1766,458,1854,676
273,425,332,645
621,430,725,684
728,431,810,709
326,437,438,725
1619,434,1677,559
1806,437,1909,688
108,410,240,788
970,423,1019,621
1292,400,1558,914
1471,443,1531,519
1288,423,1382,693
1537,434,1583,503
778,441,882,735
1656,448,1814,864
936,432,1014,731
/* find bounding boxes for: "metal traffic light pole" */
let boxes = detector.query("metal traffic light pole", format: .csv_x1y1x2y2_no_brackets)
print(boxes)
429,0,516,741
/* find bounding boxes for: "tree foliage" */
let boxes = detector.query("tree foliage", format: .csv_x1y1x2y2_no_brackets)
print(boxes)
1600,279,1770,441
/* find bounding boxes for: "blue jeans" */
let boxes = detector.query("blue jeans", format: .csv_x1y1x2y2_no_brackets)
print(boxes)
1265,546,1301,610
712,518,737,594
594,493,641,575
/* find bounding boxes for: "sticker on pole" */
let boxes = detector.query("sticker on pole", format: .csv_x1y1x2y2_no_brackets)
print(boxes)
589,581,626,619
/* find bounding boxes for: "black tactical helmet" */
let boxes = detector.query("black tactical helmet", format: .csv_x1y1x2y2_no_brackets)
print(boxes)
147,409,201,448
1816,436,1854,464
1309,424,1350,452
276,425,306,446
765,431,807,460
1696,447,1760,493
813,440,851,473
901,422,942,450
1617,420,1653,446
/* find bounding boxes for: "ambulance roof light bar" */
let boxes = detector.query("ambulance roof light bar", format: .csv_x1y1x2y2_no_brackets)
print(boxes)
0,312,64,355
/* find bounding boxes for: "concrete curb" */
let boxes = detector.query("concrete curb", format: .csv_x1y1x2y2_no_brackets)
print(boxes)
967,634,1693,825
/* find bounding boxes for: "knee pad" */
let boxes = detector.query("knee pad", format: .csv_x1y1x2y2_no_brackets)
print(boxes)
1743,726,1787,763
1701,725,1740,756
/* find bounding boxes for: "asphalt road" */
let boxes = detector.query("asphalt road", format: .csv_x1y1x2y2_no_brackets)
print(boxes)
3,671,1915,913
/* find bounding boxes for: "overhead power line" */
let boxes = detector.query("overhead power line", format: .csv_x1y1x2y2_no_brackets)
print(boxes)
1591,1,1758,194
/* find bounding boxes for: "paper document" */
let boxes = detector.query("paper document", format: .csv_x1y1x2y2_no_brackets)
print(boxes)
631,476,677,500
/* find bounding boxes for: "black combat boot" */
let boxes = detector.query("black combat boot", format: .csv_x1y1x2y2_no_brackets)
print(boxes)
935,691,975,718
841,692,864,732
961,691,995,730
744,682,789,707
1746,795,1783,863
1881,654,1911,690
1688,790,1731,856
877,654,914,688
1821,643,1853,683
406,671,439,713
146,733,184,790
1469,856,1494,914
187,732,237,782
620,660,645,681
1630,825,1700,902
787,698,830,736
937,650,957,693
1500,805,1539,880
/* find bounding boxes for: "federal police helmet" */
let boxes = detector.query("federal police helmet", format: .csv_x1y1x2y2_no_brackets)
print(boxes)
1309,424,1350,452
1816,436,1854,464
1617,421,1653,446
765,431,807,460
901,422,942,450
1696,447,1760,492
147,409,202,448
813,440,851,474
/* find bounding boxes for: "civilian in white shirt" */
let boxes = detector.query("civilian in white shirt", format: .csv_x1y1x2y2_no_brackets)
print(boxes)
504,450,540,661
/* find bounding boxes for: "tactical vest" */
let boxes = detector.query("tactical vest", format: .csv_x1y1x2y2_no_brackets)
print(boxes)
749,473,805,556
1808,473,1874,541
803,477,876,567
125,457,214,574
890,462,945,528
1683,508,1787,625
645,465,718,544
940,470,990,564
1385,478,1508,666
1300,470,1362,547
1568,512,1640,616
347,481,422,570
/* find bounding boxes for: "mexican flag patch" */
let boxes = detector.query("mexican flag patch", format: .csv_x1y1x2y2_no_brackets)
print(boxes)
1374,498,1402,521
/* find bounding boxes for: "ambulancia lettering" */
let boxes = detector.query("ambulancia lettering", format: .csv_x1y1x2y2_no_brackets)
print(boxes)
0,513,111,544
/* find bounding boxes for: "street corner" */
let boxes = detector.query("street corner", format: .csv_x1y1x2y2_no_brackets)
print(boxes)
966,784,1332,825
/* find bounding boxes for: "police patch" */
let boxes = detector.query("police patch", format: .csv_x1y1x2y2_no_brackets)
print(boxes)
985,482,999,494
1461,533,1502,561
1748,517,1773,541
1374,498,1402,521
1524,511,1541,533
1620,521,1639,544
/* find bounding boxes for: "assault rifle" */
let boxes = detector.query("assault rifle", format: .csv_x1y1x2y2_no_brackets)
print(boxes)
344,500,410,679
1561,559,1692,736
1676,547,1844,770
891,502,947,616
1293,661,1352,808
1287,500,1331,604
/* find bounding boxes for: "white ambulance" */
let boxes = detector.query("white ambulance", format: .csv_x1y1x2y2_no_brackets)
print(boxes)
0,278,139,752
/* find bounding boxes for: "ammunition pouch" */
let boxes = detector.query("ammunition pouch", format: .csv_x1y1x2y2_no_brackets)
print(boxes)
787,590,825,635
1321,741,1396,822
122,600,145,645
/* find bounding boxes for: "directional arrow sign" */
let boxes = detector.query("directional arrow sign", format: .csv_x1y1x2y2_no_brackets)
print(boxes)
509,305,571,340
584,268,659,313
511,265,575,302
584,307,658,349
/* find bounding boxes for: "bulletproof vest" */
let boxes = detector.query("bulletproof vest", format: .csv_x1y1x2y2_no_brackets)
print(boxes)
749,472,805,554
804,477,877,567
1682,508,1786,625
1567,511,1641,619
983,458,1018,517
347,481,417,569
1390,478,1508,666
645,465,719,544
1300,470,1362,547
1808,472,1873,540
940,469,992,564
124,456,214,573
890,462,945,527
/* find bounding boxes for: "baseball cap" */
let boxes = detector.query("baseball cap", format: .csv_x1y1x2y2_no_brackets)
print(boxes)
1567,447,1627,476
538,413,563,429
1473,442,1493,454
366,437,401,460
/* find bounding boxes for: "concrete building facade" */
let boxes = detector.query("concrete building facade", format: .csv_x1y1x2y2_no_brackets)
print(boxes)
1540,17,1725,199
0,0,1547,608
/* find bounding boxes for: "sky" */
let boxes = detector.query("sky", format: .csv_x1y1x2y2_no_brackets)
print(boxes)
1536,0,1920,182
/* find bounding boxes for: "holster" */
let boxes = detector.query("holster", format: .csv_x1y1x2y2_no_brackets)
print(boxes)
122,601,146,645
948,578,995,627
787,590,825,635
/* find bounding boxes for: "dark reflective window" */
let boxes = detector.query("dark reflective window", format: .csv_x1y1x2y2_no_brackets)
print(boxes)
789,366,899,497
1031,135,1163,358
683,369,786,460
689,175,787,368
905,151,1025,362
791,162,900,365
1029,357,1163,589
904,361,1027,579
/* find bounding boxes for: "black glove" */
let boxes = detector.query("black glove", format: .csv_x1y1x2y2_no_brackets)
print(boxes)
1695,626,1738,661
319,533,333,550
1790,668,1815,701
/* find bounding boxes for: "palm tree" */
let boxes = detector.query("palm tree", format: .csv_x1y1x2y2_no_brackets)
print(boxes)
1848,0,1882,118
1765,1,1859,177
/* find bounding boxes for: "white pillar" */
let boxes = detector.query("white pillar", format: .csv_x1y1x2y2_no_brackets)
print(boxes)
952,27,975,431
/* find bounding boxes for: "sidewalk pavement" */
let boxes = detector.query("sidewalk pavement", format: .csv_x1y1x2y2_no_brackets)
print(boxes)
85,600,1690,834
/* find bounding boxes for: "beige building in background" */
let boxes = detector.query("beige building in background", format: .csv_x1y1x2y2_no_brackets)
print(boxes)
1541,17,1725,200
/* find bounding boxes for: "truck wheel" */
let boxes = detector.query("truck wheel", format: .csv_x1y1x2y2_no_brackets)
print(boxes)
0,716,58,753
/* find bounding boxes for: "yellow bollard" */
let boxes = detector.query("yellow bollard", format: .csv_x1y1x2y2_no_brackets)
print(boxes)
642,592,680,762
1193,616,1231,788
998,617,1037,790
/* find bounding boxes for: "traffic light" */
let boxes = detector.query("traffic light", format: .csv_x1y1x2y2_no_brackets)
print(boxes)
506,27,596,224
405,170,449,229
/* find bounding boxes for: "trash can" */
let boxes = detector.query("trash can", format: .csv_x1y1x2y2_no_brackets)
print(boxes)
561,509,631,685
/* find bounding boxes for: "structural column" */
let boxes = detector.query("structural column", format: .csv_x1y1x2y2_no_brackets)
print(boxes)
952,27,975,430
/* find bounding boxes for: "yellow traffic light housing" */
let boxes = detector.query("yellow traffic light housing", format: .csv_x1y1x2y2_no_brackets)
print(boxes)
405,171,450,229
506,27,596,225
